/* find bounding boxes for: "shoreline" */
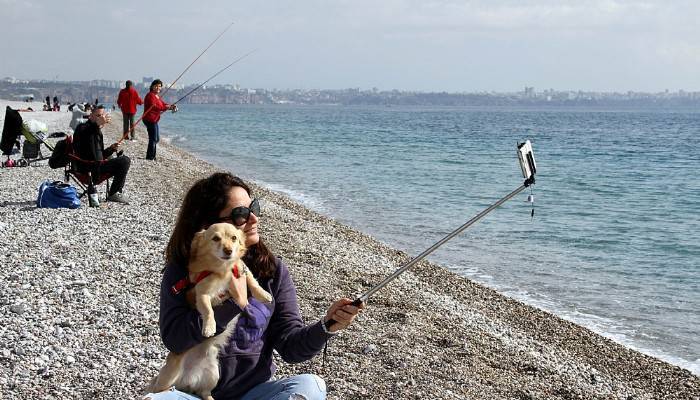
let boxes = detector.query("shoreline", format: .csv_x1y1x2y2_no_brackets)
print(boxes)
1,101,698,399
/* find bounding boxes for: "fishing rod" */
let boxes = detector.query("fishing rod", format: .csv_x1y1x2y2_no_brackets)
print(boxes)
163,21,235,99
325,140,538,330
171,49,258,106
118,22,235,143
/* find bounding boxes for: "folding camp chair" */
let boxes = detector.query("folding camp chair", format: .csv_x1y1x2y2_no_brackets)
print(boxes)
60,136,112,198
21,129,53,166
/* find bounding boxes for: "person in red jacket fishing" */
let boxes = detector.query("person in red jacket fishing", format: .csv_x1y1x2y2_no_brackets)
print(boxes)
117,80,143,141
143,79,177,160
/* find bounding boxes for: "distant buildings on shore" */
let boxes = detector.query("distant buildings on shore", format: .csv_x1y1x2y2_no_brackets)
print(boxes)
2,77,699,107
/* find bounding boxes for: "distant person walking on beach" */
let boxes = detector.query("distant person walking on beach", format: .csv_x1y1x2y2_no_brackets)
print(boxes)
52,96,60,111
143,79,176,161
117,80,143,140
72,105,131,204
44,96,51,111
146,172,363,399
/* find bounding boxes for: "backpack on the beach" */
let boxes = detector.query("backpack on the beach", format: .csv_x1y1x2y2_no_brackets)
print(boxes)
36,180,81,209
48,138,69,169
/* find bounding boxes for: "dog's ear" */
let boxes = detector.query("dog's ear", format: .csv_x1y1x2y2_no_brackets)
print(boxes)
190,230,206,258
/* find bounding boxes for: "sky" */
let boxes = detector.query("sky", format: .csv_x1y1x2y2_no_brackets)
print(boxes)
1,0,699,92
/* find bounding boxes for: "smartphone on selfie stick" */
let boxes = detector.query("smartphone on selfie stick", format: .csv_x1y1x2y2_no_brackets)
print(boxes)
324,141,538,330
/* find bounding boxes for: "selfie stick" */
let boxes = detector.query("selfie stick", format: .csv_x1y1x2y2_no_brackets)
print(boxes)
325,141,537,330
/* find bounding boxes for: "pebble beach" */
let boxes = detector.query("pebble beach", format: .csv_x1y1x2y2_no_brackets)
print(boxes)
0,100,698,399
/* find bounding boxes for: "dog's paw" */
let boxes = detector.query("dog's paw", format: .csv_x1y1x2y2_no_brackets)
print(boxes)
202,319,216,337
257,291,273,304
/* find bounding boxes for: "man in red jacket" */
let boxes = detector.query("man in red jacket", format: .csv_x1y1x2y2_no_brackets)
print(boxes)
116,80,143,140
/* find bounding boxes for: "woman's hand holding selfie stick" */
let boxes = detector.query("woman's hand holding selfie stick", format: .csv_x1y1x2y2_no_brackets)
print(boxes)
323,298,365,333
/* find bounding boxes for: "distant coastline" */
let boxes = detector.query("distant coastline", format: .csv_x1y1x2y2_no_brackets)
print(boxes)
2,77,699,108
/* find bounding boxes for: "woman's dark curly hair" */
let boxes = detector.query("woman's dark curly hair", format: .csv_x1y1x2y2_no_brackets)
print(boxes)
165,172,276,279
150,79,163,91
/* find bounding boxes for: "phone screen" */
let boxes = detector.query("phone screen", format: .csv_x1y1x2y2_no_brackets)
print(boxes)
517,140,536,180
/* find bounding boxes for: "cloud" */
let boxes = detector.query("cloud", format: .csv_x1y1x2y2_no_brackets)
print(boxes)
0,0,699,91
656,41,700,66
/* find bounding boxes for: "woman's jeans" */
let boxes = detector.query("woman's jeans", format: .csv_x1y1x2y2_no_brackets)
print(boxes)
144,120,159,160
143,374,326,400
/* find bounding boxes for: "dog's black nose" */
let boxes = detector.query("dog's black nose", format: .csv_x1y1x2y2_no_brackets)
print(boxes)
224,248,232,256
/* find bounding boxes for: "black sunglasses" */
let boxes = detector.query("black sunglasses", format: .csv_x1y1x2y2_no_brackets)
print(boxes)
220,198,261,226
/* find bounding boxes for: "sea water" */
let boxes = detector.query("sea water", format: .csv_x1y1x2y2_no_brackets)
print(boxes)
160,104,699,375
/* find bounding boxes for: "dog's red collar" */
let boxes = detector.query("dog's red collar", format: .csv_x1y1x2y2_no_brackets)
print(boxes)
233,262,240,279
170,263,240,295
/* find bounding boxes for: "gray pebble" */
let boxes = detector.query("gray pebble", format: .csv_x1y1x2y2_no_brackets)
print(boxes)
10,304,27,314
362,344,377,354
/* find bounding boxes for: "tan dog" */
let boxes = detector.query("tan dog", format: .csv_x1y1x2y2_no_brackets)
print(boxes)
147,223,273,400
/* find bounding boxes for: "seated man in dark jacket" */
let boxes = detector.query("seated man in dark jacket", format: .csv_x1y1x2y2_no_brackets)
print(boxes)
73,105,131,204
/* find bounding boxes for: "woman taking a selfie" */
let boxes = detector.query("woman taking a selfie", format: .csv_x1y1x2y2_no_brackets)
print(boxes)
147,172,363,399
